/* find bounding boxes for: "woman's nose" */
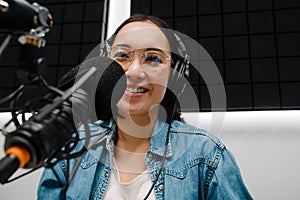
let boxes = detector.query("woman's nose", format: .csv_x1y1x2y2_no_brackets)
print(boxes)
125,56,146,82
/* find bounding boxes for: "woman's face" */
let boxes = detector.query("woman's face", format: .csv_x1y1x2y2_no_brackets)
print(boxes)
111,21,171,117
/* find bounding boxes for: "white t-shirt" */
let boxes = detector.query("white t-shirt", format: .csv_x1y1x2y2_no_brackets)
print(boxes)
103,158,156,200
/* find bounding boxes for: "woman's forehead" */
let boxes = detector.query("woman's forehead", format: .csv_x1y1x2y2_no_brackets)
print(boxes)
112,21,171,51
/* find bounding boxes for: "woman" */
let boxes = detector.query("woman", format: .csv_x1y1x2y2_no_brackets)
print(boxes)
38,14,253,200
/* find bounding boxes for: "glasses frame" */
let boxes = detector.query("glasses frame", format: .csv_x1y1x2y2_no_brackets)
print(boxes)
107,45,172,71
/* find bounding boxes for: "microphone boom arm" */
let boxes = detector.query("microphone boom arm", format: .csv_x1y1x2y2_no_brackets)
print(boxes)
0,66,97,184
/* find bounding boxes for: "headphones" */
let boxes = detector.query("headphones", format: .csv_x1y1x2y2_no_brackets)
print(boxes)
169,32,190,96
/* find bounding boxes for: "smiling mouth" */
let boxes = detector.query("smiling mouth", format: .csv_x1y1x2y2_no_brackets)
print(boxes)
126,87,148,93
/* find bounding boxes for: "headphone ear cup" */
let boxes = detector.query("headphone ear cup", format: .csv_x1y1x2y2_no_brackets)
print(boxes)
169,33,190,96
99,42,108,57
169,55,189,96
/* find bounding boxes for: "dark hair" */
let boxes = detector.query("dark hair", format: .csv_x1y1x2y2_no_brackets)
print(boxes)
110,14,182,122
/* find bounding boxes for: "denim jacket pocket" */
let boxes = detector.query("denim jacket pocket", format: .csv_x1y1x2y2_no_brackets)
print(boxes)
164,157,205,179
163,158,207,199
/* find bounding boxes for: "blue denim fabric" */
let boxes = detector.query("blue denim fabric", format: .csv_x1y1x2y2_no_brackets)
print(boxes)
37,119,253,200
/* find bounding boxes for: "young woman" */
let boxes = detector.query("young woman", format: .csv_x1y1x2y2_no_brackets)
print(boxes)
38,14,253,200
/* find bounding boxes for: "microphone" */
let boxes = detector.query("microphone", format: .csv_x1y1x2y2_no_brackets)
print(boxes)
0,0,53,33
0,56,126,184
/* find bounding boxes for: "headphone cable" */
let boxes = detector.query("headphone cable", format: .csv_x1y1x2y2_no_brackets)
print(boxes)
142,97,177,200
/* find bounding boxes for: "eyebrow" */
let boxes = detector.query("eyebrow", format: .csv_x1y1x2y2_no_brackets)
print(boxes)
112,44,131,49
145,48,170,56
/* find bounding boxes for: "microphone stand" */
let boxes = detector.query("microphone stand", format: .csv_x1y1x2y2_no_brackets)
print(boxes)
0,9,54,183
16,28,48,85
0,26,49,183
0,26,51,128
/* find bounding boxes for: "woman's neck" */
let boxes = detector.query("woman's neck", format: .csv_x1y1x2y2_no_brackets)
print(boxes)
115,110,159,153
116,128,150,153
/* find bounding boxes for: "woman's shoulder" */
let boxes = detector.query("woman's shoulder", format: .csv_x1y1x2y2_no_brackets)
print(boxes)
170,120,225,150
163,120,228,176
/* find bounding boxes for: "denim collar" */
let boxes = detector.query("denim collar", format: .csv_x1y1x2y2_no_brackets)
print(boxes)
104,118,173,158
79,118,225,169
148,119,173,158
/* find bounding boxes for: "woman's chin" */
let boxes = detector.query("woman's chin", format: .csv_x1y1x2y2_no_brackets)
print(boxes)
126,108,148,116
117,104,146,116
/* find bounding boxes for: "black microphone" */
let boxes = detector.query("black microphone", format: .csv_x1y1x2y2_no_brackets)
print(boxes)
0,0,53,32
0,56,126,184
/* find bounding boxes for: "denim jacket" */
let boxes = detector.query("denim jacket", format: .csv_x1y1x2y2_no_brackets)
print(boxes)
37,119,253,200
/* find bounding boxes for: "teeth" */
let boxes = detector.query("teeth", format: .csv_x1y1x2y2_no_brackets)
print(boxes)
126,87,147,93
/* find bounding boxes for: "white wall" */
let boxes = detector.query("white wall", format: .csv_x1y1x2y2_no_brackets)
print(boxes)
182,111,300,200
106,0,131,38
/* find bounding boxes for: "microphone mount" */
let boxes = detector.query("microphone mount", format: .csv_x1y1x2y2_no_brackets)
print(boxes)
0,0,53,33
0,0,9,12
16,28,48,85
0,0,52,84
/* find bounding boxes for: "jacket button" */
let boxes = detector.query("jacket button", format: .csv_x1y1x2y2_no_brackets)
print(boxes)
158,184,164,191
104,172,109,178
148,153,153,158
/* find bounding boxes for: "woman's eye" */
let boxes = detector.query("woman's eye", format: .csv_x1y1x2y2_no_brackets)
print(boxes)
114,51,129,59
145,55,163,64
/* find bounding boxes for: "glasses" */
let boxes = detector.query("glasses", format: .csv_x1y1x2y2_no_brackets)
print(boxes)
108,45,171,72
